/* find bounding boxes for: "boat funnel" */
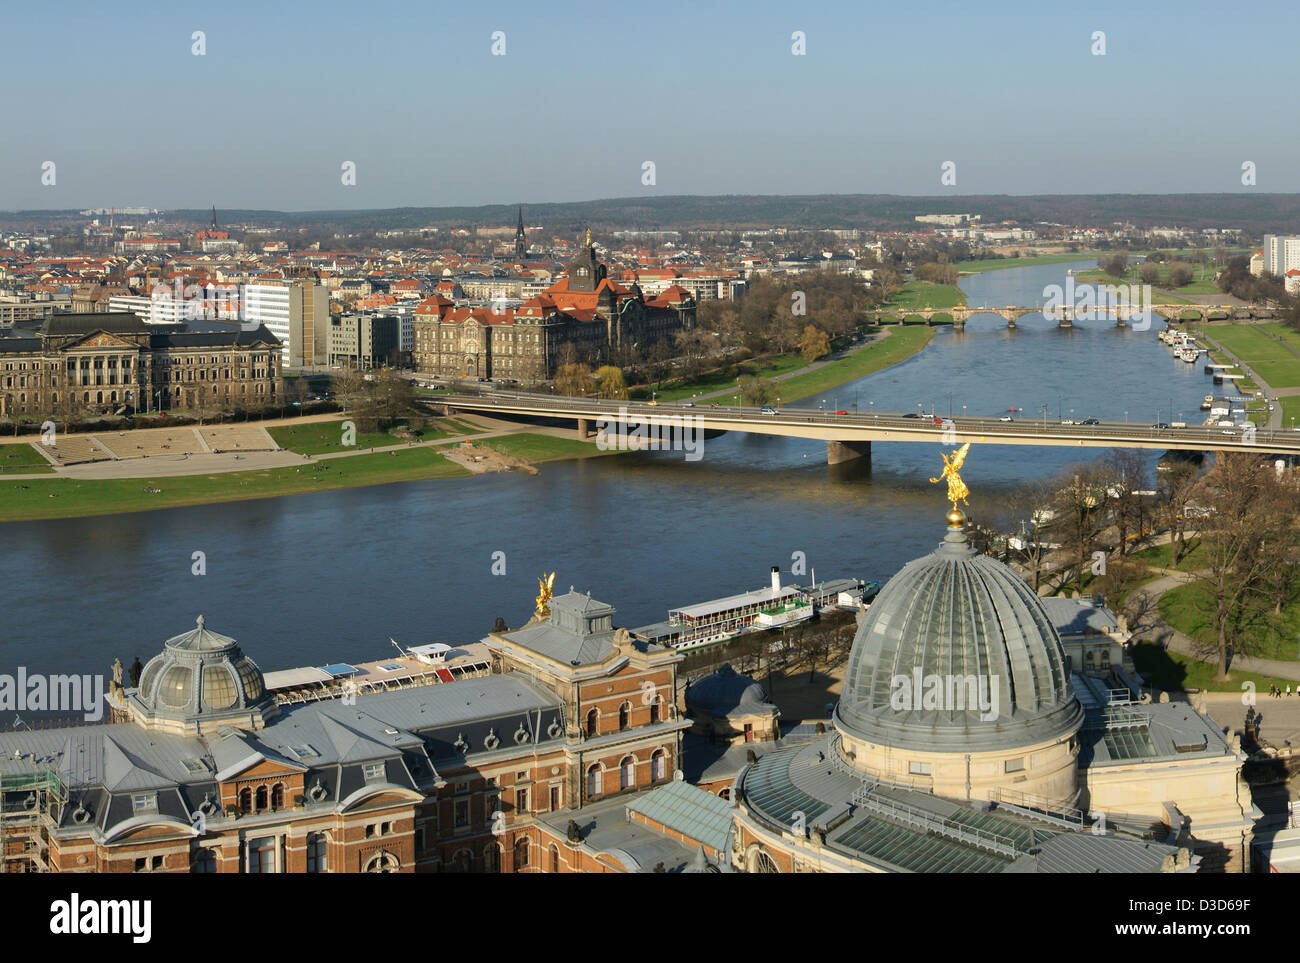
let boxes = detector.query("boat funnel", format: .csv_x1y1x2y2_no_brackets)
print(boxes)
771,566,781,593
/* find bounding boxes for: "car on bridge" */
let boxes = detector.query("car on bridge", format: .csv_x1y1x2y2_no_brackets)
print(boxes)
1081,417,1100,426
998,415,1013,422
760,406,778,415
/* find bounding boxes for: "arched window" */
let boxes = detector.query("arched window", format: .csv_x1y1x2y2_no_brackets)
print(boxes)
752,850,780,874
192,847,217,873
618,702,630,731
513,836,529,870
238,788,252,814
271,783,285,811
306,833,327,873
483,842,501,873
586,764,602,798
254,785,268,812
364,851,398,873
549,844,559,873
620,755,635,791
585,708,599,738
453,849,472,873
652,749,667,782
649,696,660,724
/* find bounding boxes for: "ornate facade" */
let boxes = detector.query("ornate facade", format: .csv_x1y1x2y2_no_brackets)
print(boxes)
0,589,692,874
412,243,695,382
0,312,282,418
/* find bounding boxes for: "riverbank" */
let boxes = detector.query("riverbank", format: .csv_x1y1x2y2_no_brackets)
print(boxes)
0,319,940,522
0,427,622,523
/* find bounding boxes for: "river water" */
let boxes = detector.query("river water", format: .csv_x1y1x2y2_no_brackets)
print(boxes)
0,260,1224,678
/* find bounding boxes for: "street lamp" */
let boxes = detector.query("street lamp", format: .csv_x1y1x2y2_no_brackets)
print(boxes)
1040,404,1048,429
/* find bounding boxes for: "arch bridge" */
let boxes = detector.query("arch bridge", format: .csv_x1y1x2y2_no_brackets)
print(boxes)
865,304,1271,329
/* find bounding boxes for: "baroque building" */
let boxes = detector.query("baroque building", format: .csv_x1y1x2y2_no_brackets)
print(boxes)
412,239,695,382
0,312,282,418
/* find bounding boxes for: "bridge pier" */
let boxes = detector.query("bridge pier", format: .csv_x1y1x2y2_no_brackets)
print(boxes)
1007,318,1016,329
1058,316,1072,329
577,418,591,439
827,440,871,465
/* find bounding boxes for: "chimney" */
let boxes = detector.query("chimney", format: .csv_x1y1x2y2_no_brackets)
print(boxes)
771,566,781,594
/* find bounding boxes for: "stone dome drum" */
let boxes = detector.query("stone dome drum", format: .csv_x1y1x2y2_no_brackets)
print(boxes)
835,526,1083,754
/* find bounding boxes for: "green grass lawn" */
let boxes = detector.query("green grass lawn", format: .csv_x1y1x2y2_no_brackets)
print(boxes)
1246,361,1300,389
268,417,476,454
1206,324,1298,362
1278,396,1300,430
879,281,966,312
0,447,470,523
0,443,55,474
1159,583,1300,662
472,433,612,462
1131,540,1204,571
777,326,935,404
1261,323,1300,352
1132,641,1297,694
644,352,810,403
956,252,1106,274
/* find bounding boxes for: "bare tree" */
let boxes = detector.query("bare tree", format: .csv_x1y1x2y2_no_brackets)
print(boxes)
1158,460,1202,568
1101,449,1150,556
1049,463,1110,594
1192,453,1300,679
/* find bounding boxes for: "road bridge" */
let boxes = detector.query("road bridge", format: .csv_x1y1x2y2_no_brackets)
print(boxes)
865,304,1269,329
434,391,1300,465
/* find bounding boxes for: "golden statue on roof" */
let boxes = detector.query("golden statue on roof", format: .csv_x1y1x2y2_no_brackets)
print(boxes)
535,572,556,619
930,443,971,526
585,227,591,249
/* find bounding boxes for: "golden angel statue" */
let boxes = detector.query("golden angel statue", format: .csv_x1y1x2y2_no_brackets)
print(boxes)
929,442,971,510
535,572,556,619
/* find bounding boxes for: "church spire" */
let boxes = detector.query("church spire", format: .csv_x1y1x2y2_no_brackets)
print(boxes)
515,206,526,259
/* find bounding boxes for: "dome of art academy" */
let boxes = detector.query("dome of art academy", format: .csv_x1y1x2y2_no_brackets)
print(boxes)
833,448,1084,801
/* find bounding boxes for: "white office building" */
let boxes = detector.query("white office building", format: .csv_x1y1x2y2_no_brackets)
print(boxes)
1262,236,1300,277
240,282,328,368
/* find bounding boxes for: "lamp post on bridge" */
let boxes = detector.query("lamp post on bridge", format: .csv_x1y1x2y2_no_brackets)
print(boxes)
1040,404,1048,429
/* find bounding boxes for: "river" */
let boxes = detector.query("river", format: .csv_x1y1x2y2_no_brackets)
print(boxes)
0,260,1226,680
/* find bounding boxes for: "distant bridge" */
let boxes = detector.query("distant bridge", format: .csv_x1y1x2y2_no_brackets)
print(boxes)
435,391,1300,465
865,304,1271,329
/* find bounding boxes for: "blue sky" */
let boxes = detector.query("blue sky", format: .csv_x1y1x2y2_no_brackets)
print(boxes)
1,0,1293,210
